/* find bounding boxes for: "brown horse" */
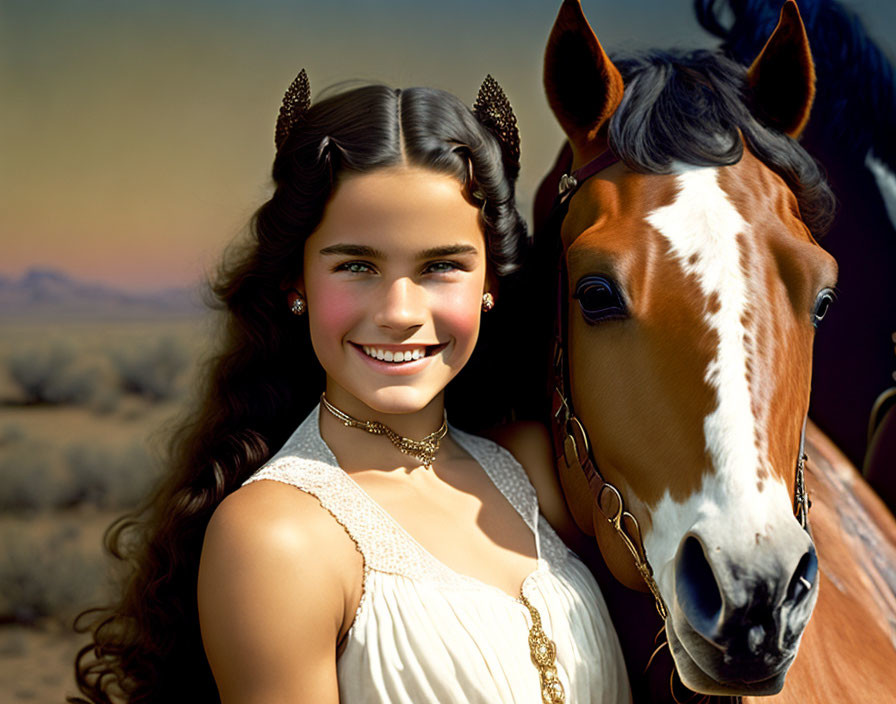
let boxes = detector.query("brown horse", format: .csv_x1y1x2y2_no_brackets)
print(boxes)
530,1,896,700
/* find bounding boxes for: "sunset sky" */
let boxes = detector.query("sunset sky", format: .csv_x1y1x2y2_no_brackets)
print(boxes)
3,0,893,292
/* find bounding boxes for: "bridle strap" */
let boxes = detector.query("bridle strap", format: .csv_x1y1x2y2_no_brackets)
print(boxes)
794,415,811,531
557,148,623,200
549,147,669,619
546,147,812,623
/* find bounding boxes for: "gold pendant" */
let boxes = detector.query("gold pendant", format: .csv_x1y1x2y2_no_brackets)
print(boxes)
520,592,565,704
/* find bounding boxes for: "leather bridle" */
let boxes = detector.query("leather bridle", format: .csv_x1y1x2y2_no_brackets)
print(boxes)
545,148,812,622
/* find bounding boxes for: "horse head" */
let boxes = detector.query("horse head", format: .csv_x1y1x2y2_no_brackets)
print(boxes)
539,0,837,695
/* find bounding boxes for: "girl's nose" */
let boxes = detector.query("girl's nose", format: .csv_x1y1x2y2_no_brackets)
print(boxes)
373,277,426,331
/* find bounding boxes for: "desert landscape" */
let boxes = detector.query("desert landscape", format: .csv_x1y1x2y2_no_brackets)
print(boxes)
0,274,210,703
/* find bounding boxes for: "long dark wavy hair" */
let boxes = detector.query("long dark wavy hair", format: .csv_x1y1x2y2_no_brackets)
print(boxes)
70,82,528,704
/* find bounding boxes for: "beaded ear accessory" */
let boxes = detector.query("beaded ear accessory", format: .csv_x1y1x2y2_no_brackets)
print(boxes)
473,74,521,179
275,68,311,149
289,291,306,316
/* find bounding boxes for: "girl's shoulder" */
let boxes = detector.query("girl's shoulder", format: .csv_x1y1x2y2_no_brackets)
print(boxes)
198,481,357,701
202,479,363,588
207,479,346,549
202,480,361,602
483,421,582,547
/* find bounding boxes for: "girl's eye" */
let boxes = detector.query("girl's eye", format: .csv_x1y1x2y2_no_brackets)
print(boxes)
336,261,375,274
573,275,627,324
424,261,462,274
811,288,836,328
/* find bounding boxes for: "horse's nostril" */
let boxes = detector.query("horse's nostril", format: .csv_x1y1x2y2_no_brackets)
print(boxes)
786,545,818,605
676,536,723,639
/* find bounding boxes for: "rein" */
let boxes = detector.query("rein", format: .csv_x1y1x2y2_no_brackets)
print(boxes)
545,148,812,624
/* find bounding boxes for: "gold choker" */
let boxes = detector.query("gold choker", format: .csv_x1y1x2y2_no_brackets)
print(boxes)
320,393,448,467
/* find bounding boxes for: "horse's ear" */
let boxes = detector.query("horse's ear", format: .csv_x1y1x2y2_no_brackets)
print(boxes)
747,0,815,138
544,0,624,160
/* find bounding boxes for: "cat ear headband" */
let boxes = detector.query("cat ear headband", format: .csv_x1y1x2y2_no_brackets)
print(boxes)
472,74,520,180
274,68,311,149
274,69,520,177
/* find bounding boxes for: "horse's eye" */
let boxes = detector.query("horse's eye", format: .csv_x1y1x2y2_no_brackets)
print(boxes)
573,275,627,324
812,288,835,328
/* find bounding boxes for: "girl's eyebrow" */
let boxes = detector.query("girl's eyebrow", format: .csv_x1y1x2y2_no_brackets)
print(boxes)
319,243,479,259
417,244,479,259
319,243,385,257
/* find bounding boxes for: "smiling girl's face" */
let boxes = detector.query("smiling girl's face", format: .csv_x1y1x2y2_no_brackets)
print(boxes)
301,166,490,418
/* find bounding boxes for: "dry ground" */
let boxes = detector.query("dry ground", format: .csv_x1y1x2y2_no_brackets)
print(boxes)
0,317,210,702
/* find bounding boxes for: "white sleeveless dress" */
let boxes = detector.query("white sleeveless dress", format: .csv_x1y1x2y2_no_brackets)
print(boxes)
244,405,630,704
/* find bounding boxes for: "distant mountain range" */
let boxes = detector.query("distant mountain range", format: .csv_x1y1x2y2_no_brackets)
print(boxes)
0,269,207,320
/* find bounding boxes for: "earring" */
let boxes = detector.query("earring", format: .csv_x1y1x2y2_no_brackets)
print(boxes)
481,292,495,312
289,292,307,316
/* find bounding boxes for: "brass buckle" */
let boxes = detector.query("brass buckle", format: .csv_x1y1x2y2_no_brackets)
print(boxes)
558,173,578,196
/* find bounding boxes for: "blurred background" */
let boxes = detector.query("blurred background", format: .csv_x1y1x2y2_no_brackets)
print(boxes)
1,0,894,701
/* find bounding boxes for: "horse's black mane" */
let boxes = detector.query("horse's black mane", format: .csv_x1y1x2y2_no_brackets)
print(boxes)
606,49,835,235
696,0,896,172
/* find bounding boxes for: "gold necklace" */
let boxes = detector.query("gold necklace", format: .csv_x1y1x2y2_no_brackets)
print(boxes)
320,393,448,468
520,591,566,704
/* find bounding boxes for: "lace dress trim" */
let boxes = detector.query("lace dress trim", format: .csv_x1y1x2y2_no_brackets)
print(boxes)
244,405,570,598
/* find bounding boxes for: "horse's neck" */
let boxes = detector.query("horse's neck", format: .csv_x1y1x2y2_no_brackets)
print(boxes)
801,130,896,478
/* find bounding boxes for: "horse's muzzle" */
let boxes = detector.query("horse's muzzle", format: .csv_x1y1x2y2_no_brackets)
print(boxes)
667,526,818,693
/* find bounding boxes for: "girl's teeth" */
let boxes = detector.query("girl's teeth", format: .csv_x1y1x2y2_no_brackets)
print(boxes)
362,346,427,363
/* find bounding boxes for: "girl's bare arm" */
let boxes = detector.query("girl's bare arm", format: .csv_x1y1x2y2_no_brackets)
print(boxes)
198,480,362,704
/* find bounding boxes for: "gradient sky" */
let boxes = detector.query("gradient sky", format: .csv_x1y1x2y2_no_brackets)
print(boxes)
2,0,893,292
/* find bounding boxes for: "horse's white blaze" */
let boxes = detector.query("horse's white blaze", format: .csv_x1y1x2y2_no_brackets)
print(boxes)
643,165,792,602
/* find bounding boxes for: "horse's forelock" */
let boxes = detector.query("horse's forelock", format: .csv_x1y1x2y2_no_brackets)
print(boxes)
606,49,835,236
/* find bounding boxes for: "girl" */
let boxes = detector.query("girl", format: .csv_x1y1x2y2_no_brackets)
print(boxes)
72,73,629,704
